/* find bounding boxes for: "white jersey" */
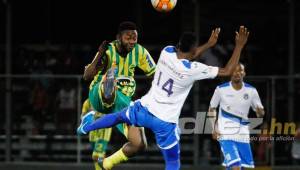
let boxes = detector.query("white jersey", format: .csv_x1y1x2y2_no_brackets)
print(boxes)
141,46,219,123
210,81,264,143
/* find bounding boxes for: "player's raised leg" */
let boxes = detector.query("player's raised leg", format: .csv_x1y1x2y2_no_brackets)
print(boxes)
101,66,117,106
77,108,128,135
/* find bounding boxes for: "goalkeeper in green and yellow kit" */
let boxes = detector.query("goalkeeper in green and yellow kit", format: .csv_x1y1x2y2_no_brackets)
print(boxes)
81,21,156,170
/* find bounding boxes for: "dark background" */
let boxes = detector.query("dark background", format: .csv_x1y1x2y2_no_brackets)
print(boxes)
0,0,300,167
0,0,299,75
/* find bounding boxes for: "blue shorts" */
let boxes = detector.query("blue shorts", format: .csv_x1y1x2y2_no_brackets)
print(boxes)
125,101,180,149
219,140,254,168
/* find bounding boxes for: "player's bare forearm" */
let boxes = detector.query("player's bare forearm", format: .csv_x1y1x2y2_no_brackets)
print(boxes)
256,107,265,118
218,46,243,77
83,52,102,80
208,107,217,130
217,26,249,77
83,41,108,80
193,28,220,59
193,43,211,59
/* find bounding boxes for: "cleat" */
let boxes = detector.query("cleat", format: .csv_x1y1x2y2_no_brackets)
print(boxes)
103,67,116,99
98,157,108,170
77,111,95,135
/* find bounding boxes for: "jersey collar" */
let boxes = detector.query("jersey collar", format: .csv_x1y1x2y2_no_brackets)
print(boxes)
230,81,245,91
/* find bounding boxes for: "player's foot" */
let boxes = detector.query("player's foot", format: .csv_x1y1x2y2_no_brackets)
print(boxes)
98,157,110,170
77,111,95,135
103,67,117,100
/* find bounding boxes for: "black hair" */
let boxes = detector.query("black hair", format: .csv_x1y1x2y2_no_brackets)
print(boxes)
118,21,137,33
177,32,197,53
239,62,245,69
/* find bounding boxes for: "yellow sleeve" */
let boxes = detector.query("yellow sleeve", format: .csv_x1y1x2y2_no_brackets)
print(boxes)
138,46,156,76
81,99,91,114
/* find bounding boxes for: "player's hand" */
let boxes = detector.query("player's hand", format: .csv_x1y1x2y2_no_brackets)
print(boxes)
212,129,220,140
207,28,221,47
98,40,109,54
212,124,220,140
235,26,250,48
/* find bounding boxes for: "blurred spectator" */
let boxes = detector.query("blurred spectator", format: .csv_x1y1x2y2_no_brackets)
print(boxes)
60,48,80,74
45,51,58,72
55,82,76,134
200,45,224,67
12,46,87,75
30,81,48,134
291,123,300,165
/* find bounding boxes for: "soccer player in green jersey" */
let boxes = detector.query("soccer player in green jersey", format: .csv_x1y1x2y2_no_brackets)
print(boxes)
82,21,156,170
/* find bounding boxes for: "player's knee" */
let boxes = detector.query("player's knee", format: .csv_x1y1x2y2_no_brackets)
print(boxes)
130,139,146,151
137,139,147,150
122,142,144,158
128,127,147,151
230,161,242,170
231,166,242,170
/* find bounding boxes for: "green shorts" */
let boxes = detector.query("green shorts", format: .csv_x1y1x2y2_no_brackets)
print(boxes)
89,81,131,114
89,79,131,143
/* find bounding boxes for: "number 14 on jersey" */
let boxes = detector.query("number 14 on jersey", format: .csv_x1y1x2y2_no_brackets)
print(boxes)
157,71,174,97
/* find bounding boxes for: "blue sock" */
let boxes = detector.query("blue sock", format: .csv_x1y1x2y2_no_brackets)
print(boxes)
166,160,180,170
161,144,180,170
83,108,130,133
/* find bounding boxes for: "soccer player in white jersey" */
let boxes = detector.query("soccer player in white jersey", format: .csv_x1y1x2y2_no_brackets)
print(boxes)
77,26,249,170
208,63,265,170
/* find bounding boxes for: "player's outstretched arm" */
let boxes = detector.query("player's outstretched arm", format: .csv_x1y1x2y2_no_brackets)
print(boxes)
83,40,108,80
217,26,249,77
193,28,220,60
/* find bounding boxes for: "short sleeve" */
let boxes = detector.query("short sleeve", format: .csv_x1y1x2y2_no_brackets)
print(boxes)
138,46,156,76
191,62,219,80
251,88,264,111
210,87,221,108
